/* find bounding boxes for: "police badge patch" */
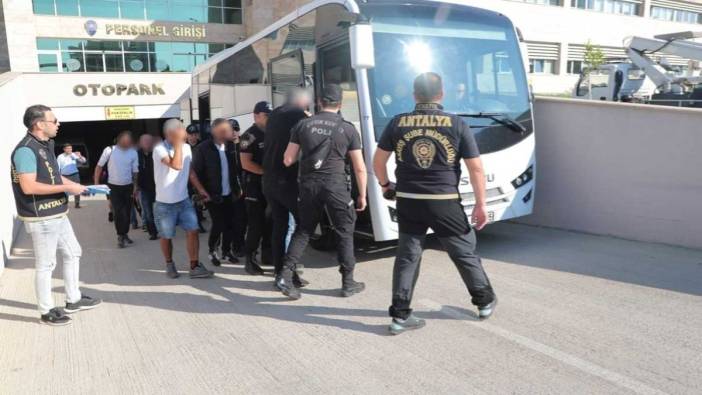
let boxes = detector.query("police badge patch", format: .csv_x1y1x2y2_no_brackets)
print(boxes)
38,149,48,160
412,138,436,169
240,134,254,150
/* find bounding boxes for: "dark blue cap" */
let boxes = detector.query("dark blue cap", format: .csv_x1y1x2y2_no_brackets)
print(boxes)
253,101,272,114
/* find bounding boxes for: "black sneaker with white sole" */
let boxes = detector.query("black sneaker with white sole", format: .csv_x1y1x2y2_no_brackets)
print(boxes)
40,308,72,326
208,251,221,267
478,297,497,320
65,295,102,313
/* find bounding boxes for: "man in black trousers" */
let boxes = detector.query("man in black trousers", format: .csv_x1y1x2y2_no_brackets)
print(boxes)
263,88,311,289
190,118,244,267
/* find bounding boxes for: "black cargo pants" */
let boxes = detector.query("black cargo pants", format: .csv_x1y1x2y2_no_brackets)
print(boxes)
244,175,271,255
283,177,356,276
389,197,495,320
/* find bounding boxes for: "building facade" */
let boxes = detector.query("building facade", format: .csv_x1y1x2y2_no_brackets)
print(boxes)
474,0,702,94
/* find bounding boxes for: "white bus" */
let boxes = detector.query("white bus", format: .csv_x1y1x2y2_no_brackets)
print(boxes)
189,0,535,243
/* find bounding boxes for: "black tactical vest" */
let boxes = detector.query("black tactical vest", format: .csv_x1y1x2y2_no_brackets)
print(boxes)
11,133,68,221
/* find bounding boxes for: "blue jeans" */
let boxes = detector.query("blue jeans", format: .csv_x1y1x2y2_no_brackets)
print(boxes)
24,216,82,314
139,189,157,236
154,198,199,239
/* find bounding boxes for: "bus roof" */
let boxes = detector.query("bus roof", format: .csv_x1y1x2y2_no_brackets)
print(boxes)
191,0,507,78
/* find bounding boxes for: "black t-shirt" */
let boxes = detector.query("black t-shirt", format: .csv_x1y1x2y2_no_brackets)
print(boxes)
137,149,155,194
263,104,307,185
240,124,265,168
290,111,361,178
377,103,479,195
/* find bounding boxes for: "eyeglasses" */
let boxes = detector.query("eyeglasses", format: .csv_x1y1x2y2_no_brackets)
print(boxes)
43,118,59,125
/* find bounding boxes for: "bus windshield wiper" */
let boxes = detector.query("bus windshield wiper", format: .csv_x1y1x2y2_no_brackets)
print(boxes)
456,112,527,134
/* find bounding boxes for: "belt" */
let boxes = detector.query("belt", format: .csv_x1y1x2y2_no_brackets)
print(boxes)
396,192,460,200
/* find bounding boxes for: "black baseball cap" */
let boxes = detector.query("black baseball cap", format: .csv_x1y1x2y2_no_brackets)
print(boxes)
253,101,272,114
186,123,200,134
322,84,343,103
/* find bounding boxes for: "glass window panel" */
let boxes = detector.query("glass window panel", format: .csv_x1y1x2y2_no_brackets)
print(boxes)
172,0,204,4
62,51,84,72
85,40,122,51
171,5,206,22
172,42,197,53
80,0,120,18
193,43,209,53
105,53,125,71
207,0,221,6
33,0,55,15
207,7,223,23
120,0,146,19
223,7,242,24
153,41,172,52
223,0,240,7
208,43,225,53
149,52,172,71
125,52,149,71
37,38,60,50
145,1,168,19
38,54,59,72
84,53,105,72
124,41,149,52
56,0,79,15
171,54,193,71
59,39,85,51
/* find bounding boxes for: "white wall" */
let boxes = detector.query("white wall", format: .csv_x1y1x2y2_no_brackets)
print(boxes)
0,73,30,273
517,96,702,250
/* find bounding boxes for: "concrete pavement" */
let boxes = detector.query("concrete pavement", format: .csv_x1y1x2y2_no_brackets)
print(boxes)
1,199,701,394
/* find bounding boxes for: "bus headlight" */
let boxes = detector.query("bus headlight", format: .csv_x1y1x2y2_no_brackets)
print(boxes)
511,165,533,189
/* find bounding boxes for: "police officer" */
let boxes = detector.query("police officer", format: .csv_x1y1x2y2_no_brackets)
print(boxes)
185,123,207,233
372,72,497,335
278,84,368,300
240,101,272,273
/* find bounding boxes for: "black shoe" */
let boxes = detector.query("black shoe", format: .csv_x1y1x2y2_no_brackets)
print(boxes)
75,203,81,209
222,252,239,264
198,225,207,234
208,251,221,267
478,297,497,320
117,236,126,248
245,258,265,275
149,234,159,240
40,307,71,326
293,272,309,288
65,295,102,313
341,280,366,297
124,235,134,245
108,212,113,222
276,273,301,300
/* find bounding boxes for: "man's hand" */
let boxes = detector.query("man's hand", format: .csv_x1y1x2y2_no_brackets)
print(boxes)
471,204,489,231
356,196,367,212
75,151,82,158
198,189,211,203
66,184,87,196
133,188,139,200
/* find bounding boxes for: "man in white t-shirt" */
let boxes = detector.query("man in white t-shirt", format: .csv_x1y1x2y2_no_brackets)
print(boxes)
57,143,87,208
94,131,139,248
153,118,214,279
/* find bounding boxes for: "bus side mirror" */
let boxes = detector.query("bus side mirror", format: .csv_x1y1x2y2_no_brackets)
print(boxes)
350,21,374,69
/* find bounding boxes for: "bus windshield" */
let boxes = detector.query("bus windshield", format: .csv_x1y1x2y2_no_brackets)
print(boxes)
364,4,532,154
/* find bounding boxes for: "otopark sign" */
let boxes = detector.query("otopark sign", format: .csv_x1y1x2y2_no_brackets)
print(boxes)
73,83,166,97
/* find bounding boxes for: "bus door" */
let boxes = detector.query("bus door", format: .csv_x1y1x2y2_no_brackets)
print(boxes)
268,48,306,108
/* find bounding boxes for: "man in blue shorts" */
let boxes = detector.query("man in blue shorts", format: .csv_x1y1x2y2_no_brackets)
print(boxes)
153,119,214,279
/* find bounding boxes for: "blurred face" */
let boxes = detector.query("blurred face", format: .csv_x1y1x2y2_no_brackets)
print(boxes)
63,145,73,154
139,135,153,151
117,133,133,148
212,122,233,142
166,127,186,144
38,111,60,138
253,112,268,129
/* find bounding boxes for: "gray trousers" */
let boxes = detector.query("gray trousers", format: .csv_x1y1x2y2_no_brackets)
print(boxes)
390,230,495,320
